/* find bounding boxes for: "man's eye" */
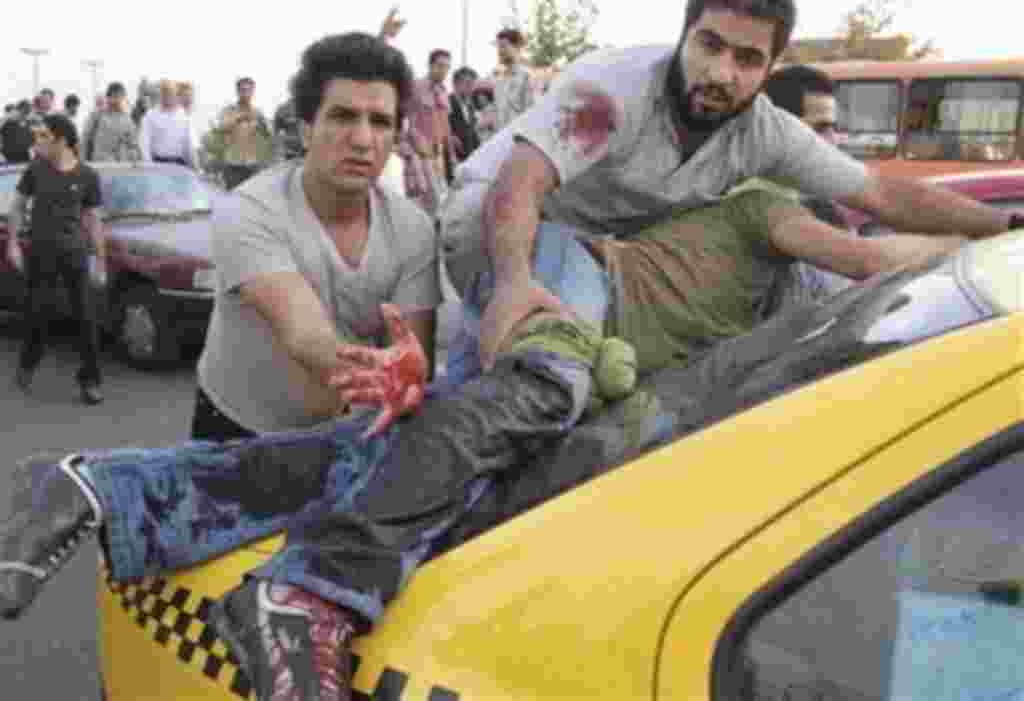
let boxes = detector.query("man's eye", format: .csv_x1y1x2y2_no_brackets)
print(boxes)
701,35,724,53
736,51,765,68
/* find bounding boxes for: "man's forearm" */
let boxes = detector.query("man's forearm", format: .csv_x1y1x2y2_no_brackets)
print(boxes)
869,177,1009,238
286,330,350,416
483,160,544,283
83,210,105,256
8,206,24,241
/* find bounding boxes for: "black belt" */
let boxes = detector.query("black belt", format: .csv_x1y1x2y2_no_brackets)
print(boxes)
153,156,187,166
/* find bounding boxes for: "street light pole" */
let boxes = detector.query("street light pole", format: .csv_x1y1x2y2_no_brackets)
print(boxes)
461,0,470,67
20,48,50,96
82,59,104,106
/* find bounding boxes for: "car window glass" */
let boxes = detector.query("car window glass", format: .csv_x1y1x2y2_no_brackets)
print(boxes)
836,80,901,159
0,173,20,217
904,79,1021,162
102,171,211,213
728,448,1024,701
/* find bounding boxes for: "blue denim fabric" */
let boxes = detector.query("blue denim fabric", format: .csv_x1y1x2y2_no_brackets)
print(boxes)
85,415,392,582
446,221,610,387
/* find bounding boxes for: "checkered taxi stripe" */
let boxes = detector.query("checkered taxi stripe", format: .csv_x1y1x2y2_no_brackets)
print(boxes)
106,577,462,701
107,576,254,698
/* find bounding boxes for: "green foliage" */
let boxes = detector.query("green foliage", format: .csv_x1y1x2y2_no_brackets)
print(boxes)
515,0,601,68
836,0,939,60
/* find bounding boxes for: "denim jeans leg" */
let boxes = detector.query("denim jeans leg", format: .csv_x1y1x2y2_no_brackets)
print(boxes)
82,416,388,581
445,221,610,385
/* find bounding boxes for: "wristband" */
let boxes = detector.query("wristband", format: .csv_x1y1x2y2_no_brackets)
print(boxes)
1009,212,1024,231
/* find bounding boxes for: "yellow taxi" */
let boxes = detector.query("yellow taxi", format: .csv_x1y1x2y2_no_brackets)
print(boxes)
100,230,1024,701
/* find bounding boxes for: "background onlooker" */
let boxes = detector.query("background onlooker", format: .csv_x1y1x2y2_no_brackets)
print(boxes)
82,82,140,163
138,80,196,167
216,77,272,190
449,66,480,163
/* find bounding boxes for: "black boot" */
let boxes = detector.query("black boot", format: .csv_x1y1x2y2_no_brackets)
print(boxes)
0,454,103,619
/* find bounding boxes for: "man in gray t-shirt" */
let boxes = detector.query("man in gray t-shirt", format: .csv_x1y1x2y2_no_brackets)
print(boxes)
445,0,1021,372
192,38,441,440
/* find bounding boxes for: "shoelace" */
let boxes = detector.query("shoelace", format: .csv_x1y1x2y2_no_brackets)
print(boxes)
43,521,98,577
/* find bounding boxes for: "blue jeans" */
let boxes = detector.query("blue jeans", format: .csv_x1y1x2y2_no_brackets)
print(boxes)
81,220,602,624
446,221,610,386
85,414,392,582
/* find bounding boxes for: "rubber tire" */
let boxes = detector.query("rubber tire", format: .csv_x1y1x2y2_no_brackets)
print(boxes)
114,286,182,370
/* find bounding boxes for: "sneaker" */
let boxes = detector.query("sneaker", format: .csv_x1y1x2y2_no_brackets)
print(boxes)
211,579,357,701
80,383,104,406
0,454,104,619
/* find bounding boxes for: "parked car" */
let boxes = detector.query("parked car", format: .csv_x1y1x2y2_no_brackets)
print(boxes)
847,167,1024,234
96,216,1024,700
0,161,222,369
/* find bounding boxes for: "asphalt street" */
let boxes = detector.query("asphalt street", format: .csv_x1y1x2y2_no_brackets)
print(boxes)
0,314,199,700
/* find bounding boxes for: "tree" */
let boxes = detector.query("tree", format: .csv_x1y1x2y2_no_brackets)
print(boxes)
837,0,939,60
782,0,940,63
508,0,601,68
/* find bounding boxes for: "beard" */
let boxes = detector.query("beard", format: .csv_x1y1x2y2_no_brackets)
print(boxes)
678,83,757,130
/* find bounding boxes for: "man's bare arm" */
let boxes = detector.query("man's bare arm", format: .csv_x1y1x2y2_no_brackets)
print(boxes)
239,272,351,415
840,174,1009,238
82,207,106,258
769,212,967,280
482,140,559,283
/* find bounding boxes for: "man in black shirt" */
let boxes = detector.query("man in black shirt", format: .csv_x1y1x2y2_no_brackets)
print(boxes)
5,113,106,404
0,101,34,164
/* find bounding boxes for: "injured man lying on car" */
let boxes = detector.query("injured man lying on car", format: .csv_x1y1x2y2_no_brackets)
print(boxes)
0,190,968,701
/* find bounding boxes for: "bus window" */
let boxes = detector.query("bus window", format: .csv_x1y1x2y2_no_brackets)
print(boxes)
904,79,1021,162
836,80,901,159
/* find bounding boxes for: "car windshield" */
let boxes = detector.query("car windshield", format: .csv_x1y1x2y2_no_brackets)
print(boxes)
0,172,20,217
101,169,212,216
836,80,902,159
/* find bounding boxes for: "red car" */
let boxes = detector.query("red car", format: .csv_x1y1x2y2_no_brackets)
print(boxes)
0,161,221,369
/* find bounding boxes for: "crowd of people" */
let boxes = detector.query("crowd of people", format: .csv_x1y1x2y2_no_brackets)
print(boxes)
4,2,1024,701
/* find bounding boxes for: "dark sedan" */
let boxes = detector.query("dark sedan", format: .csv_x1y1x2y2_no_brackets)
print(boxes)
0,161,222,369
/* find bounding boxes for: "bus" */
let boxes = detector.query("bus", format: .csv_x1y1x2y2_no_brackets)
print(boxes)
817,59,1024,178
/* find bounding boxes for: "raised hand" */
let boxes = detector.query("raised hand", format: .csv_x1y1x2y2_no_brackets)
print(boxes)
379,6,407,41
328,303,428,439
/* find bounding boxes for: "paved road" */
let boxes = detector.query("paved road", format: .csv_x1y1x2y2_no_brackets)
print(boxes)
0,314,199,700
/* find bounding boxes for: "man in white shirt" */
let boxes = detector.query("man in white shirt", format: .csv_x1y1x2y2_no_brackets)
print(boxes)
138,80,196,167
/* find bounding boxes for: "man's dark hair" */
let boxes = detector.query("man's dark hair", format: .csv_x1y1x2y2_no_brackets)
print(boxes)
43,113,79,149
39,88,55,99
64,94,80,111
106,81,126,98
496,28,526,47
453,66,479,83
763,64,834,117
429,49,451,66
236,76,256,90
682,0,797,59
289,32,415,127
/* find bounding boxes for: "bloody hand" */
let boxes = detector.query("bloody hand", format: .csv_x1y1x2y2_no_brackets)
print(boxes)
328,303,428,439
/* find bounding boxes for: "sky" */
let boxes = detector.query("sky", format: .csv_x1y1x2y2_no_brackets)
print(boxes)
2,0,1021,135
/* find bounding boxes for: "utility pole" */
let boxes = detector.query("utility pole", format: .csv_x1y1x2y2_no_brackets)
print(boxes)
20,48,49,96
461,0,470,66
82,59,104,106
